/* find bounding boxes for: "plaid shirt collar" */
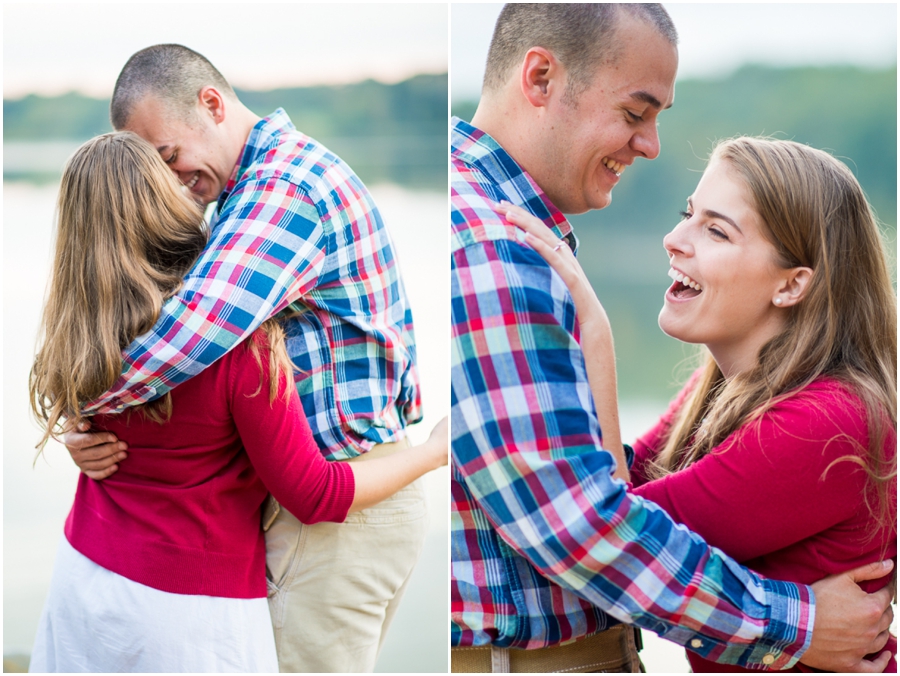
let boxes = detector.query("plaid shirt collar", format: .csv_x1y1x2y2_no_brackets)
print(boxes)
451,116,577,253
218,108,294,210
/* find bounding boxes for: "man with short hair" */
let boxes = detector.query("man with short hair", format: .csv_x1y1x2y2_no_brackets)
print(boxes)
66,43,427,673
451,4,894,672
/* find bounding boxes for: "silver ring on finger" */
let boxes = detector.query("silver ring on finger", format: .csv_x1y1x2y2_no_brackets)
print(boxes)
553,241,564,252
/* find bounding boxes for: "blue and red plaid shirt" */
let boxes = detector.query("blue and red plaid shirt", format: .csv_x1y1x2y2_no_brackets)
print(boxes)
83,109,421,460
450,117,813,668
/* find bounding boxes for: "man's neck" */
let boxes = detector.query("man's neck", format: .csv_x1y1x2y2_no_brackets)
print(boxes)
232,103,263,151
471,96,557,213
223,103,264,180
471,95,522,161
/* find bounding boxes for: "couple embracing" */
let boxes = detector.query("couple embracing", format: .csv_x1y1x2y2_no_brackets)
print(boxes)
450,4,896,673
30,44,447,672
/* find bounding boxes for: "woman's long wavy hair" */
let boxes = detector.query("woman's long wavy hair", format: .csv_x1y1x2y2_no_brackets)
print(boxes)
649,137,897,530
30,132,293,451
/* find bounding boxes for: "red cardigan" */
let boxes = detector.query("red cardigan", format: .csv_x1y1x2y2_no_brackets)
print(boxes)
64,333,355,599
631,373,897,673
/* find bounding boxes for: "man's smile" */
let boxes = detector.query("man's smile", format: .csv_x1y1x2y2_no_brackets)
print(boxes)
601,157,625,177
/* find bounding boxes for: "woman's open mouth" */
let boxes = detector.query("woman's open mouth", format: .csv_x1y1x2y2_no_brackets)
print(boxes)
667,267,703,300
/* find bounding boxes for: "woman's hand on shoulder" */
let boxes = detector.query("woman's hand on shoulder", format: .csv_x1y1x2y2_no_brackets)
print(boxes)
495,202,609,333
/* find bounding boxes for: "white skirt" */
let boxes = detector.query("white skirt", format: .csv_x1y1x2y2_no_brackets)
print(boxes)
29,536,278,673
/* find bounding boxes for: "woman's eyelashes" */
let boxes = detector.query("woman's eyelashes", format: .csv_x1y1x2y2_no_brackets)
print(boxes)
679,210,731,241
707,225,729,241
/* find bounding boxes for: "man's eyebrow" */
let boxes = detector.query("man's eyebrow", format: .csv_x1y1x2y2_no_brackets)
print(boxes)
703,208,742,233
629,90,673,110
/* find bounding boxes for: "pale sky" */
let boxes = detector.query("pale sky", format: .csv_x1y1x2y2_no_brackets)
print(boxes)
451,3,898,102
3,3,449,99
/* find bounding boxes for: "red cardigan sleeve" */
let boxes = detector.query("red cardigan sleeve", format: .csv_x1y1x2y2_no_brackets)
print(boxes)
632,380,874,562
226,331,355,524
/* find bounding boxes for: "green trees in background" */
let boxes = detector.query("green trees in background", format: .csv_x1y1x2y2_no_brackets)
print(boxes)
238,74,447,188
4,74,448,190
4,92,112,140
453,65,897,400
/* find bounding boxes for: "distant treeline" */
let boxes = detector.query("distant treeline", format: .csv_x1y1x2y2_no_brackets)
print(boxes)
453,65,896,233
454,64,897,399
4,73,448,189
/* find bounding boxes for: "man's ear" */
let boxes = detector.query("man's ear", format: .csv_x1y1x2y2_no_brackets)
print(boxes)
775,267,813,307
198,86,226,124
520,47,561,109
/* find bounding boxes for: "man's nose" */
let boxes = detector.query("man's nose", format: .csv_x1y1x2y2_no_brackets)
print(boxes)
632,123,661,160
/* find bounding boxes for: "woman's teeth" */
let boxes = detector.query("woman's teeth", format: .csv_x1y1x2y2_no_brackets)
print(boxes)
602,157,624,176
667,267,703,291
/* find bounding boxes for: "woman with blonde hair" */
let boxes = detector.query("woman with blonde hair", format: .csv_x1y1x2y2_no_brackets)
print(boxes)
28,131,447,672
500,136,896,672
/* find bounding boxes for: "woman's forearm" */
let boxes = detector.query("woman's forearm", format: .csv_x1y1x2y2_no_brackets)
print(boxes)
578,311,627,482
347,417,448,512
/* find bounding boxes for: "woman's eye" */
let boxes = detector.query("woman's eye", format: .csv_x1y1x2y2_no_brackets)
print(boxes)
708,226,729,240
678,210,692,221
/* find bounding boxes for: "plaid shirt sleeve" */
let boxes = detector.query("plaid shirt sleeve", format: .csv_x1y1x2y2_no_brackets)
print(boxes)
81,175,325,415
451,229,815,668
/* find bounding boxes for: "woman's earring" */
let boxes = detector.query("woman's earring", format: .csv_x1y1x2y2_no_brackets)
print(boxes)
774,298,783,306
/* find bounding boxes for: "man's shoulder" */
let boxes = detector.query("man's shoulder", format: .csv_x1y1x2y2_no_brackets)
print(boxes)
239,127,366,202
451,158,524,255
221,127,378,232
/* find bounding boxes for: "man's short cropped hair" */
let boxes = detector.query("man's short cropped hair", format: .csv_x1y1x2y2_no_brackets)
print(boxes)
110,44,236,130
482,3,677,101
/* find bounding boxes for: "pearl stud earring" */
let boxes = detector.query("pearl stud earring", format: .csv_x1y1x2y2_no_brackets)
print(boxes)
774,298,782,306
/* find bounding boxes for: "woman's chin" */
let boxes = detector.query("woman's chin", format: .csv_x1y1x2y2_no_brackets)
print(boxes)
658,311,698,345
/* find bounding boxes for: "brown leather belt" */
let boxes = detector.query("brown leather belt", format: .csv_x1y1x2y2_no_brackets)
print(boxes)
451,624,642,673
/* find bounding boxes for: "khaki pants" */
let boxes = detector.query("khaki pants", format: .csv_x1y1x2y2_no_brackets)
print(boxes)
264,441,428,673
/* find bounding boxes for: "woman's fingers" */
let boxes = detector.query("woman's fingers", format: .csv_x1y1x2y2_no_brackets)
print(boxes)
524,233,576,281
429,415,449,445
522,231,573,283
495,201,572,265
494,201,597,307
495,202,560,248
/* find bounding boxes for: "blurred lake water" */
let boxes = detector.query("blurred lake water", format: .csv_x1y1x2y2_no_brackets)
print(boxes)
2,181,449,673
